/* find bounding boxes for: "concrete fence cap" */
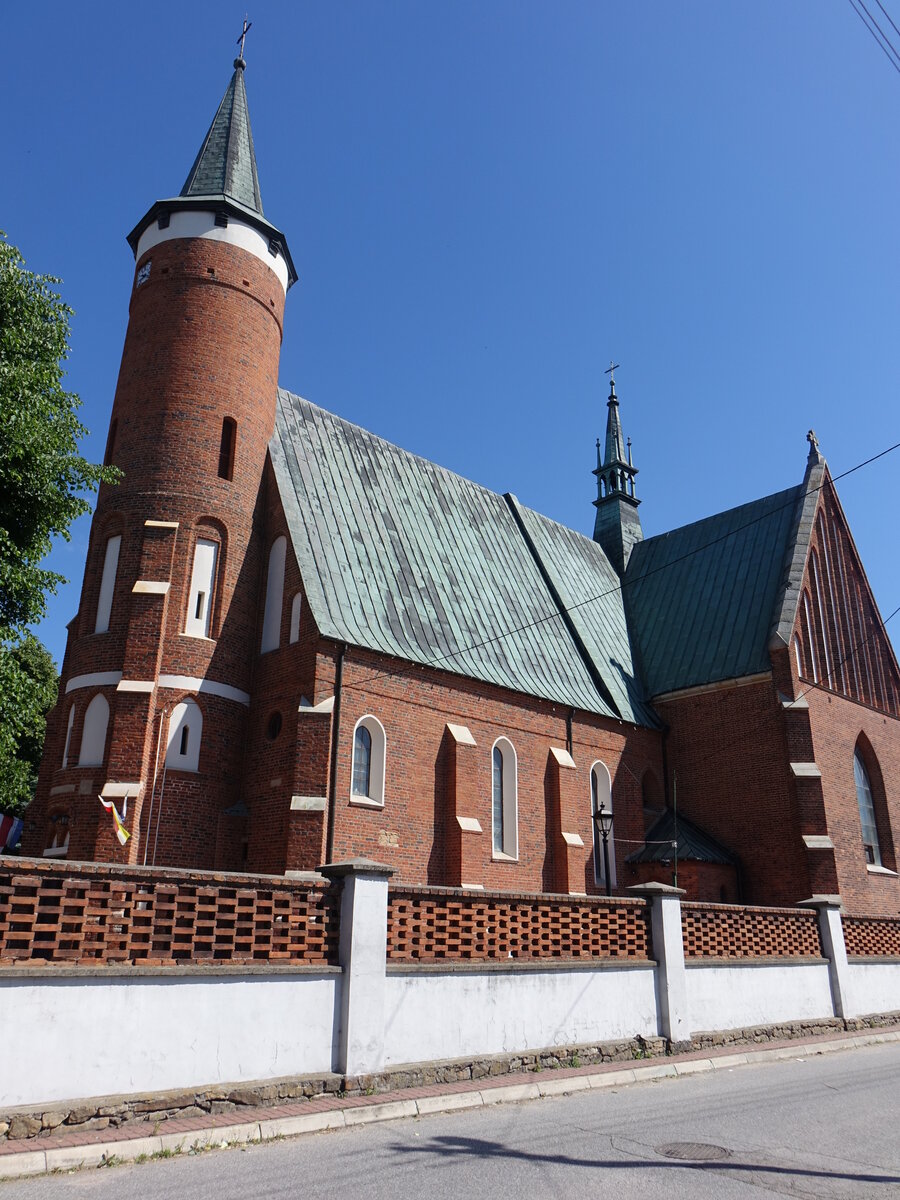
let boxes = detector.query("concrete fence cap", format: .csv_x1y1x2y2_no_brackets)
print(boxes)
625,882,686,898
797,895,844,910
318,857,396,880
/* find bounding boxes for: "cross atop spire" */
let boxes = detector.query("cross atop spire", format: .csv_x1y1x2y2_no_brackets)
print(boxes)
592,364,643,573
236,17,252,66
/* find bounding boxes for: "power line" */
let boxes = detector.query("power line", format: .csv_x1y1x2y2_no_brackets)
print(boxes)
346,438,900,693
847,0,900,75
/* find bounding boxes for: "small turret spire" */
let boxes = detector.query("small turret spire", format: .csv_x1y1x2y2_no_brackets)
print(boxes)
592,363,643,574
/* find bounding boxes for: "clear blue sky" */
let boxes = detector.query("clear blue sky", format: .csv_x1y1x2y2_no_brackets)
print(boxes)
6,1,900,668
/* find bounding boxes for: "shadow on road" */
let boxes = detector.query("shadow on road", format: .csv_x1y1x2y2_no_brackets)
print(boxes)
389,1134,900,1188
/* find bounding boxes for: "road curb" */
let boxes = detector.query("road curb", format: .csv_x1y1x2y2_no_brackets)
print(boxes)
2,1028,899,1181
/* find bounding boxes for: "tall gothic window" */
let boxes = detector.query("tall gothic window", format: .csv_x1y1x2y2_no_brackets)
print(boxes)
854,750,882,866
491,738,518,858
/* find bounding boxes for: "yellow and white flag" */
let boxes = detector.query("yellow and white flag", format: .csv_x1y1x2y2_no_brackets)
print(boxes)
98,796,131,846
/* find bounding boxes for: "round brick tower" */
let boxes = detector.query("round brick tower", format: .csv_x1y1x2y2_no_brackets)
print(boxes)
26,56,296,867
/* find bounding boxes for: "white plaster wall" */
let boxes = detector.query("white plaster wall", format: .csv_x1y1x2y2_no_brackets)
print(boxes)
847,961,900,1018
0,973,338,1108
383,966,658,1067
685,962,833,1032
135,211,289,293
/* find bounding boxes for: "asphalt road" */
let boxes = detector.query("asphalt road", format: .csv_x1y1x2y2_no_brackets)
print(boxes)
8,1042,900,1199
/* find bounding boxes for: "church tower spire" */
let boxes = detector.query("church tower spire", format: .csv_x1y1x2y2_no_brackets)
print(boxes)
26,54,295,870
592,364,643,574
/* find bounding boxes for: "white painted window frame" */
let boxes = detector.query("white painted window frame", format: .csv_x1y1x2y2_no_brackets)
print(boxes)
491,737,518,860
184,538,219,639
349,714,386,809
590,760,616,889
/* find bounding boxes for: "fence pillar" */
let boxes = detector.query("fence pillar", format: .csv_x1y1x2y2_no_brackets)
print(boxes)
320,857,394,1077
798,895,851,1019
628,882,690,1050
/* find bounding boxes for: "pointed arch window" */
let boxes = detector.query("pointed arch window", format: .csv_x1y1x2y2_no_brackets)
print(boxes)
350,715,386,807
591,761,616,889
854,750,882,867
78,694,110,767
166,700,202,772
491,738,518,859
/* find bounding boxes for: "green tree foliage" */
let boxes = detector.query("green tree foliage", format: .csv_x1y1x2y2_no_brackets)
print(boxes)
0,232,116,813
0,634,58,815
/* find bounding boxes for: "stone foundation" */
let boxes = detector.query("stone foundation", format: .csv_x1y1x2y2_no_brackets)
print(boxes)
3,1013,898,1145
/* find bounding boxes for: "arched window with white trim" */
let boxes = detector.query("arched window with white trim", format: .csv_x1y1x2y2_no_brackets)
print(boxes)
61,705,75,768
78,694,110,766
590,761,616,889
165,700,203,772
491,737,518,859
260,536,287,653
350,715,386,807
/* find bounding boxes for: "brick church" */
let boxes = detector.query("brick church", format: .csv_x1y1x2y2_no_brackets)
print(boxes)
24,57,900,916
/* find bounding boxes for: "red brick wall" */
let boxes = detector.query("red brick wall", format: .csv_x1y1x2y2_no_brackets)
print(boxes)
26,233,286,868
655,679,811,906
627,860,738,903
312,641,664,892
804,686,900,914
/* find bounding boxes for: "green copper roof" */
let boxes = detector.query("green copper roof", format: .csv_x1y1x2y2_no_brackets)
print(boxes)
181,62,263,214
270,391,656,726
624,484,805,697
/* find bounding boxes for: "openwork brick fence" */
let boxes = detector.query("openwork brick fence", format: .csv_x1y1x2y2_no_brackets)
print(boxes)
0,860,339,966
386,885,652,961
681,901,822,959
843,915,900,958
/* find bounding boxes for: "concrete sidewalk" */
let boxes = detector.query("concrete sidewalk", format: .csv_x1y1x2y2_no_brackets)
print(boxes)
3,1025,899,1181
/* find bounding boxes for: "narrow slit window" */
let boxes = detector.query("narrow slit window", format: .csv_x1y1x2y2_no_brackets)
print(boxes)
94,535,121,634
218,418,236,481
185,539,218,638
180,726,189,756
